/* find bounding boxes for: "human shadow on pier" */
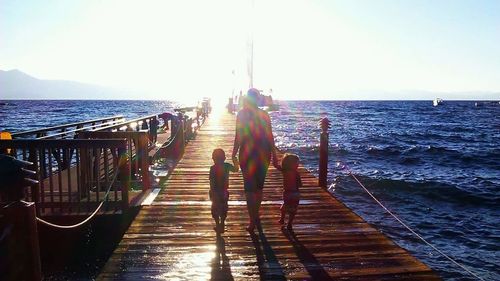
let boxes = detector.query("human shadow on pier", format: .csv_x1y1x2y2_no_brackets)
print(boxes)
250,229,286,280
211,234,234,281
283,228,334,280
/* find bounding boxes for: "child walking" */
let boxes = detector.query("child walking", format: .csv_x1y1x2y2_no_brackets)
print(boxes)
278,153,302,230
209,148,239,234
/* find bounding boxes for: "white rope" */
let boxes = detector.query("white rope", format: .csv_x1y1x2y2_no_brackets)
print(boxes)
36,167,120,229
347,171,485,281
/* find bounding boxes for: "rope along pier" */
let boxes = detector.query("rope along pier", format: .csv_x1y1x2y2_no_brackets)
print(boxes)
36,165,120,230
343,168,485,280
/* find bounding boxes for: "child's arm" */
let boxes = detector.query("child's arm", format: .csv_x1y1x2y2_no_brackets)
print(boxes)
272,147,280,170
231,156,240,172
209,166,215,199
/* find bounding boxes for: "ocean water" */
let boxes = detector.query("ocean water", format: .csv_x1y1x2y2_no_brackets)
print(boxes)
1,99,499,280
271,100,499,281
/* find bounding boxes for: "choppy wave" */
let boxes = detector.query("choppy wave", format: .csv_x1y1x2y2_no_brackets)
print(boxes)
346,175,499,206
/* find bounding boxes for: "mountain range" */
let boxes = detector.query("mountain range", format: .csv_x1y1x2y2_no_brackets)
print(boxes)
0,69,124,100
1,69,498,100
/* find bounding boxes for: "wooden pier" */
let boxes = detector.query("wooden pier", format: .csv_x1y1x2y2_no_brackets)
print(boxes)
97,113,441,280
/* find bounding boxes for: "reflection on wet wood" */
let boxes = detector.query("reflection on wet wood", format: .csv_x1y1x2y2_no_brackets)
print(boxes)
98,113,441,280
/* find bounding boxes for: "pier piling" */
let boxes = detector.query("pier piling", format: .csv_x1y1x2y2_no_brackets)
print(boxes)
319,117,330,188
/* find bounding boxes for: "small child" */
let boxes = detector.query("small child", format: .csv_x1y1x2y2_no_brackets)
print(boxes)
277,153,302,230
209,148,239,234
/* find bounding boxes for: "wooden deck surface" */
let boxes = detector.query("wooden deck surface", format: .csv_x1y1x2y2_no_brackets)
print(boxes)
97,112,441,280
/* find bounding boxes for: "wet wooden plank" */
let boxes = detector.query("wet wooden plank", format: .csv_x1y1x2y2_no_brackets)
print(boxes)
97,113,441,280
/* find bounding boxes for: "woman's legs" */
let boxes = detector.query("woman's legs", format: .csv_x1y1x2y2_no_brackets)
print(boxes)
245,190,263,230
279,204,286,224
254,189,263,225
245,191,257,230
240,152,269,231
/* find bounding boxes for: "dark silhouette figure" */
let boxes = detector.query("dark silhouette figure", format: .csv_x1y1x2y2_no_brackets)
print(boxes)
211,234,233,281
282,228,334,280
209,148,239,233
277,153,302,231
250,231,286,280
232,88,279,232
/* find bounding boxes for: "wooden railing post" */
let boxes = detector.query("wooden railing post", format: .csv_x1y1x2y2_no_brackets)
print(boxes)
319,117,330,188
150,116,158,144
118,147,130,211
179,118,185,154
27,148,40,213
1,201,42,281
138,133,150,191
185,118,194,140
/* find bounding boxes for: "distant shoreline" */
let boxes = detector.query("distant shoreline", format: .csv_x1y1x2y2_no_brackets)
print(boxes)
2,99,499,102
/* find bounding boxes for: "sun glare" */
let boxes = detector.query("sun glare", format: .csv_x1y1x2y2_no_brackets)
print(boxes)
208,98,229,121
3,0,498,101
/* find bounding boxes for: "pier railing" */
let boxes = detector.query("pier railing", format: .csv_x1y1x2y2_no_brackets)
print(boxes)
1,111,200,216
79,131,151,191
91,114,159,145
11,115,125,139
0,139,130,215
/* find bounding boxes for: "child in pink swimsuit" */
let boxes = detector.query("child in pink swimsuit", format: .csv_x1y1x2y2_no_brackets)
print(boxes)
209,148,239,233
278,153,302,230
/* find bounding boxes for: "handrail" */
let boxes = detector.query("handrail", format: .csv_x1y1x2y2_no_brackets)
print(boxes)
0,138,130,215
11,115,124,137
35,167,120,229
150,116,185,161
0,138,128,149
36,119,125,140
92,114,157,132
174,106,197,112
160,119,183,149
79,131,151,191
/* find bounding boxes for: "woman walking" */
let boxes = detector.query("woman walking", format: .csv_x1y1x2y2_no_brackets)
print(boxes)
232,88,279,232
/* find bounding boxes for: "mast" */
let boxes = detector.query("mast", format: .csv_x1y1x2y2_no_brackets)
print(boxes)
247,0,255,89
248,35,253,88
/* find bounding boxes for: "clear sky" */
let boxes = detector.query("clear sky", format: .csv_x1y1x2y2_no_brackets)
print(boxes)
1,0,499,103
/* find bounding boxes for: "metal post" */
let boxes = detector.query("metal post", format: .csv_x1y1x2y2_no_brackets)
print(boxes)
319,118,331,188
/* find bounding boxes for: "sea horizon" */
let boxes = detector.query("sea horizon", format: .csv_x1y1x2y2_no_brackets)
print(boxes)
1,98,499,101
